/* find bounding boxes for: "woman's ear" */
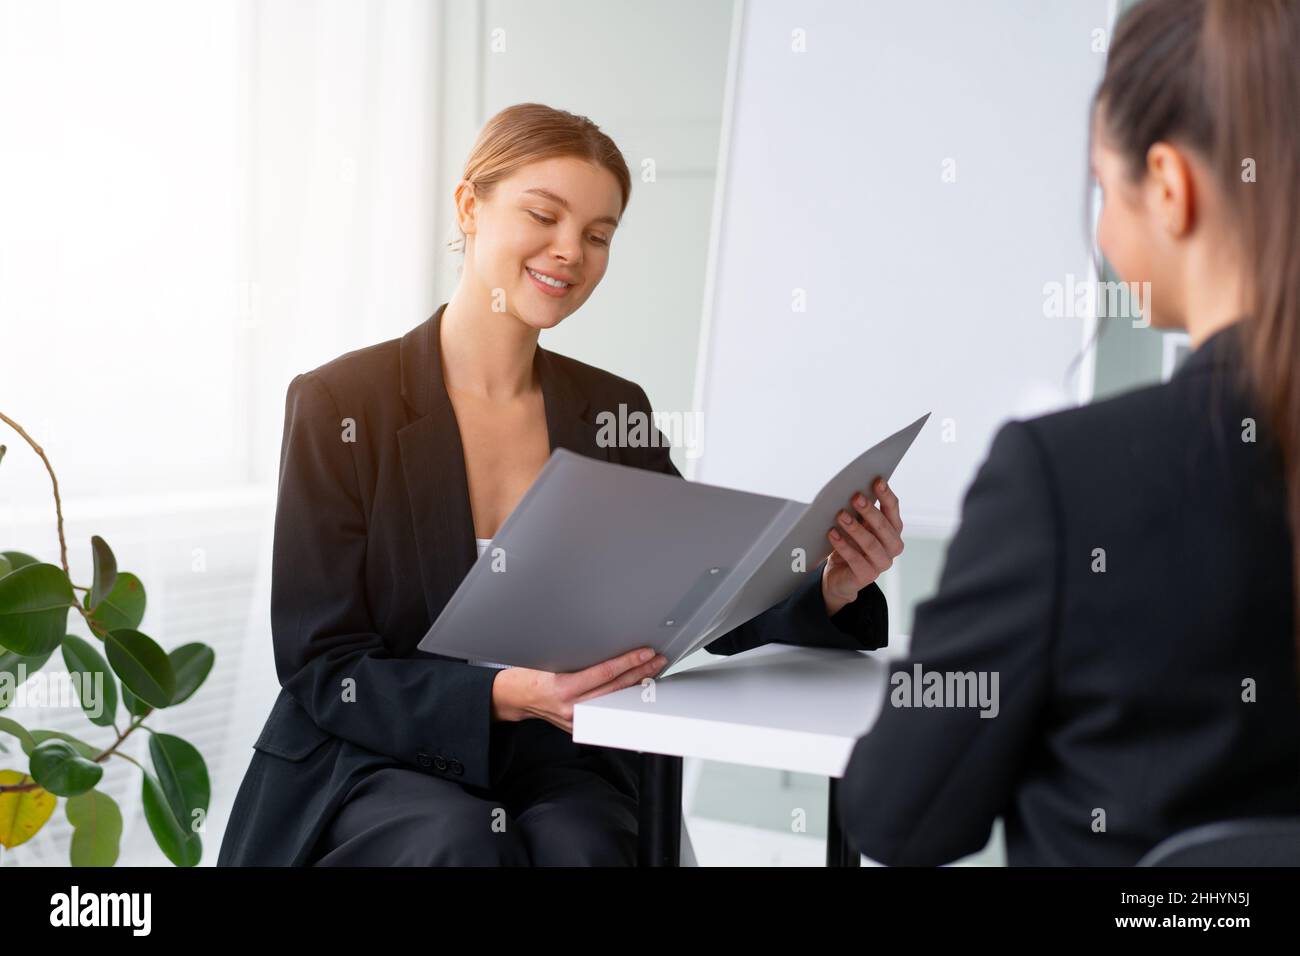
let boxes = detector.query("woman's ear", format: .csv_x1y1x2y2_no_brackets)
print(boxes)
1144,142,1196,238
453,179,478,236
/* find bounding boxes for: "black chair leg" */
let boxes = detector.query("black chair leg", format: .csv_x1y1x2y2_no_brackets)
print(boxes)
827,777,861,867
637,752,683,866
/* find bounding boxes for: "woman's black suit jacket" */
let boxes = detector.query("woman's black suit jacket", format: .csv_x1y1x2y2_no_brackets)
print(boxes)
838,324,1300,866
217,304,888,866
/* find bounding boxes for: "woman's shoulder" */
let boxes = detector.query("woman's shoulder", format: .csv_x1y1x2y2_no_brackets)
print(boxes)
1021,325,1248,453
1016,379,1173,454
289,334,404,410
984,354,1268,524
1023,350,1248,466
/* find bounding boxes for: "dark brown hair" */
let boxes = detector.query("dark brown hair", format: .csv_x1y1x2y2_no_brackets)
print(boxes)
1095,0,1300,649
449,103,632,252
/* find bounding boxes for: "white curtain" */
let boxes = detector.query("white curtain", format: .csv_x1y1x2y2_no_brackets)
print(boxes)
215,0,446,856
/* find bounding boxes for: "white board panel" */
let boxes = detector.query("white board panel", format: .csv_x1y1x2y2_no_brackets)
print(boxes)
696,0,1110,532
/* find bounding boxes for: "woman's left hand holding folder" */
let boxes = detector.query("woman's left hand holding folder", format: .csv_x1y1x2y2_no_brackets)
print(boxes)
822,478,904,617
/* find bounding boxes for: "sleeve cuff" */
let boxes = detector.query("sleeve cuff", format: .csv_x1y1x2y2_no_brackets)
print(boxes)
788,562,889,651
701,560,890,656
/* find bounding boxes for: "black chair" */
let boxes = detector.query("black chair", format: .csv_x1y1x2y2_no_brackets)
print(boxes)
1138,817,1300,866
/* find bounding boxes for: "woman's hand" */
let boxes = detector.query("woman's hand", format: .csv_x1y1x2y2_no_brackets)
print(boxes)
491,646,668,734
822,477,904,616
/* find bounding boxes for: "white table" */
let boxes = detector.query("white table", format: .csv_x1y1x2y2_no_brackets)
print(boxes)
573,643,892,866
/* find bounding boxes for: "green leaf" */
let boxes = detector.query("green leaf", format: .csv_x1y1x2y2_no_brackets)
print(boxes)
104,628,174,708
27,729,100,760
121,683,152,718
149,732,210,837
168,643,215,705
88,536,117,613
61,634,118,727
0,556,10,579
141,771,201,866
30,738,103,796
0,551,39,571
0,646,54,711
66,789,123,866
0,563,73,657
85,571,145,632
0,714,35,752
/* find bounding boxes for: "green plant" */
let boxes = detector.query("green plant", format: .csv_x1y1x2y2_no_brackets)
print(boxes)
0,414,215,865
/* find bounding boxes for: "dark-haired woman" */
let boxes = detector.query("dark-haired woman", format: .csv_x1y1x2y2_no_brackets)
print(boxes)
839,0,1300,866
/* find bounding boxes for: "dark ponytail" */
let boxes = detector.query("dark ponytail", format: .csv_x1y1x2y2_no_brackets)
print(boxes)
1096,0,1300,664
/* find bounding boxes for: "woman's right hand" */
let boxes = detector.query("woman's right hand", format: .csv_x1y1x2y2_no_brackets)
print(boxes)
490,647,668,734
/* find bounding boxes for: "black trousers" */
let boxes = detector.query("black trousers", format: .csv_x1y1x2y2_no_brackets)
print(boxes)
309,720,638,866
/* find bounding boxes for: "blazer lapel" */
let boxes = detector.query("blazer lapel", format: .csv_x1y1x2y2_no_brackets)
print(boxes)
397,303,608,624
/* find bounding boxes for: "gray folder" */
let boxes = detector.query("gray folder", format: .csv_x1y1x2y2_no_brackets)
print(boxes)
418,413,930,673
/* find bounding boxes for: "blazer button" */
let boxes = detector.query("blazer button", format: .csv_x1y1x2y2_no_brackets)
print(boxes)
434,755,449,772
450,759,464,776
416,752,432,768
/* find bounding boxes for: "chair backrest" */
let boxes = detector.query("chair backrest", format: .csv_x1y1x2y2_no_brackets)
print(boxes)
1138,817,1300,867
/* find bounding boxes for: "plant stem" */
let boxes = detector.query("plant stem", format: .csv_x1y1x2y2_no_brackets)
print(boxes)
112,752,145,772
0,772,39,795
0,412,111,635
0,410,69,576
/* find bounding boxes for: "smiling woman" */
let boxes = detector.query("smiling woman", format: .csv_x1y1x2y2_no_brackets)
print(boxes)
216,102,895,868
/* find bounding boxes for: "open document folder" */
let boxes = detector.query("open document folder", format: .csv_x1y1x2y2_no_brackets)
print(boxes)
418,413,930,673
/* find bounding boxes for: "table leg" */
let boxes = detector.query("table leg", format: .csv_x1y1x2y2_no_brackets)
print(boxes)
637,752,683,866
826,776,861,867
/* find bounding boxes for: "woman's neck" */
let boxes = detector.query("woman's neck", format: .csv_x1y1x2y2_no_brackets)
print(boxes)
440,282,541,401
1183,299,1243,349
1181,240,1247,348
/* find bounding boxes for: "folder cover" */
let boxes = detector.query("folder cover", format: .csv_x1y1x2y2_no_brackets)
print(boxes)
418,413,929,673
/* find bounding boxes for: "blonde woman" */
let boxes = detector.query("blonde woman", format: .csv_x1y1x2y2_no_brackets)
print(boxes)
219,104,903,867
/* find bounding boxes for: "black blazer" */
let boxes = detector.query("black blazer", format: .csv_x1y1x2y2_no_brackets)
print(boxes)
218,303,888,866
838,324,1300,866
